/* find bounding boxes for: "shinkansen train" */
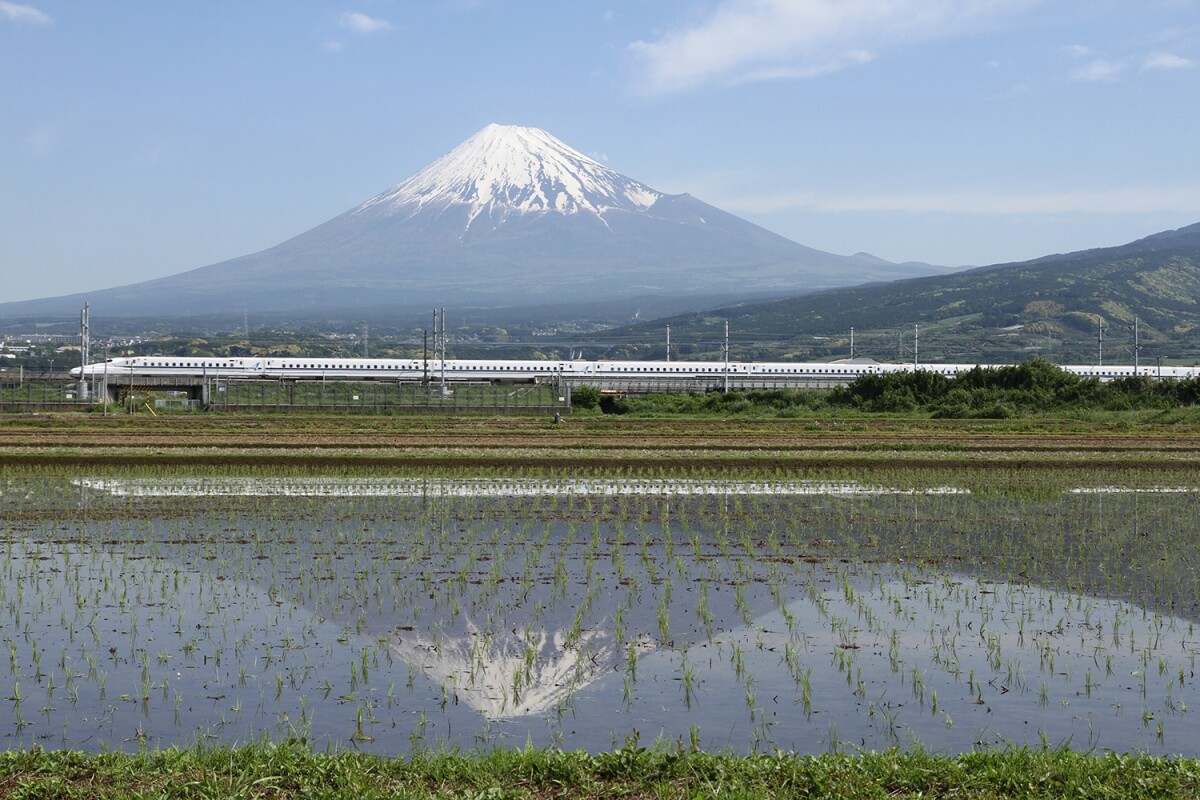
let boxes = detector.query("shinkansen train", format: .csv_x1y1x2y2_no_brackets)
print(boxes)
70,356,1200,384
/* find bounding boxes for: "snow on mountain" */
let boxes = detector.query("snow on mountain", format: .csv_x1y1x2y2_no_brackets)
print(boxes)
355,124,661,230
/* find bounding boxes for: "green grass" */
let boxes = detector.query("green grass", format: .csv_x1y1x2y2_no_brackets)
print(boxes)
2,741,1199,798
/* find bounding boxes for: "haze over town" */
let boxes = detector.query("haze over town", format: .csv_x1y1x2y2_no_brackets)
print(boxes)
3,0,1199,303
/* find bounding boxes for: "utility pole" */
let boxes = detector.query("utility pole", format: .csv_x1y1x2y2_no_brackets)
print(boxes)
850,326,854,360
1098,317,1104,367
914,324,919,367
78,303,90,401
439,306,447,395
363,323,369,358
666,324,671,363
723,320,730,394
1133,316,1139,373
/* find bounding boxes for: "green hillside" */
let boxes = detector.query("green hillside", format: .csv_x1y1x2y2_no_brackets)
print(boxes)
607,222,1200,365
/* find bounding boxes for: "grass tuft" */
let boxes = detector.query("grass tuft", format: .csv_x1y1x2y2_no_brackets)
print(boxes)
2,743,1200,799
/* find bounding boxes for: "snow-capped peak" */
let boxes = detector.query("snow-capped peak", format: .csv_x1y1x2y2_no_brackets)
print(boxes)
357,124,662,226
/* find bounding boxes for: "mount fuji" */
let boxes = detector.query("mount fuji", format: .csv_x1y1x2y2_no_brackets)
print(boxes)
3,124,943,317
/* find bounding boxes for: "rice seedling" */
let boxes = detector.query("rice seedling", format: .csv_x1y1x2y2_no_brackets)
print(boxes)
2,465,1199,754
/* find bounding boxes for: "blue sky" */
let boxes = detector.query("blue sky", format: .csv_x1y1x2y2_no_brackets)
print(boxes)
3,0,1199,303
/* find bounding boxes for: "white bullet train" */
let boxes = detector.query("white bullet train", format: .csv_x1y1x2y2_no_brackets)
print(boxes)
70,356,1200,383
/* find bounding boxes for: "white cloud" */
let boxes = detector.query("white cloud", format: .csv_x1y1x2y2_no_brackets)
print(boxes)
0,1,52,25
1061,44,1091,58
628,0,1041,94
726,186,1200,217
339,12,392,34
1070,58,1125,81
743,49,876,83
1143,52,1194,70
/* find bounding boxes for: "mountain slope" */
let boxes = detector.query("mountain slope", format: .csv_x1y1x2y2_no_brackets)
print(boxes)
1,124,941,318
607,222,1200,364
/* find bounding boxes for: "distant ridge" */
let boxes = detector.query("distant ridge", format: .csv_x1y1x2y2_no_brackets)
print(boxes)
1,124,944,318
606,222,1200,364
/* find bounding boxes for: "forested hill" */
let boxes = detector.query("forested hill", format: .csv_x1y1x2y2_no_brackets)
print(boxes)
608,222,1200,365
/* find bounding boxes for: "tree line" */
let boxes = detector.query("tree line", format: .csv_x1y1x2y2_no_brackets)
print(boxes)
572,360,1200,418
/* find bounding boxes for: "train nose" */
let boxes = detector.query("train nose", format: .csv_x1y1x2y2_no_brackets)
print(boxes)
69,366,82,378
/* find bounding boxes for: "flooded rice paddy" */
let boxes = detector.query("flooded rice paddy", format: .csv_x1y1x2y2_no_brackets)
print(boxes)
3,471,1200,755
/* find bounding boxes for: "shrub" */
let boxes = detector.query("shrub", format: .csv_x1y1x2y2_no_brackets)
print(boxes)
571,385,601,410
600,394,632,414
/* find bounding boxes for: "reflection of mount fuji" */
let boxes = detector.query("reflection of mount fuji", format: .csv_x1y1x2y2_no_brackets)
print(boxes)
389,620,655,719
69,478,901,723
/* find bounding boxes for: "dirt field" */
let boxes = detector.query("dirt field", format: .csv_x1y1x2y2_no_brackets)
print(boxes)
4,413,1200,477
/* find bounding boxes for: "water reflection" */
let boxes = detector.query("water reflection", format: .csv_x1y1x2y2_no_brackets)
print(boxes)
387,622,646,719
2,475,1199,755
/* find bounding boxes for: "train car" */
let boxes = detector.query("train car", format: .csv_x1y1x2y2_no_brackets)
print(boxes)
71,355,1200,384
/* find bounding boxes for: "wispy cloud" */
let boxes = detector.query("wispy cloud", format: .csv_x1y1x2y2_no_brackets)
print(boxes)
1070,58,1125,82
1064,38,1194,81
628,0,1041,94
0,1,52,25
1143,51,1194,71
726,186,1200,217
339,12,392,34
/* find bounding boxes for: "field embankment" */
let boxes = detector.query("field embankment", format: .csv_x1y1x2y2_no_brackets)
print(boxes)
2,743,1199,799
